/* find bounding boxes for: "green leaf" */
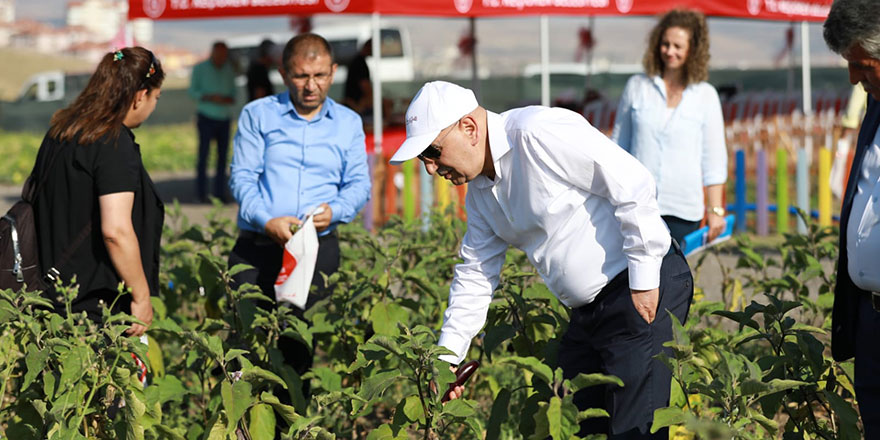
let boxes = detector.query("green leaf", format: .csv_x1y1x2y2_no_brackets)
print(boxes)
370,302,409,337
569,373,624,391
153,425,186,440
650,407,685,433
260,391,300,425
358,370,402,402
149,317,183,335
822,389,861,440
741,378,808,397
499,356,553,385
577,408,609,420
308,367,342,393
221,380,254,433
146,335,165,378
248,403,276,440
365,424,407,440
482,323,516,360
228,263,254,277
241,366,287,390
486,388,511,440
58,346,88,394
441,398,476,418
224,349,249,363
153,375,187,405
402,395,426,424
22,344,49,391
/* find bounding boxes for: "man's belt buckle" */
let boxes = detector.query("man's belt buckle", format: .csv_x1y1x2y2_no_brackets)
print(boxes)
872,291,880,313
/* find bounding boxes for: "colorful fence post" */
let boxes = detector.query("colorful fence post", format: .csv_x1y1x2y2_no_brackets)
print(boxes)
819,147,832,227
403,160,416,221
364,153,375,231
756,149,769,236
420,164,433,228
777,147,790,234
796,148,809,234
735,149,747,233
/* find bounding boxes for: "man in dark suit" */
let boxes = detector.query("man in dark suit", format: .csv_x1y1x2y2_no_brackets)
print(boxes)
824,0,880,436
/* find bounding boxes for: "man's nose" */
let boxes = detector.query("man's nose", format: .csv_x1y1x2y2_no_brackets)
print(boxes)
848,67,862,85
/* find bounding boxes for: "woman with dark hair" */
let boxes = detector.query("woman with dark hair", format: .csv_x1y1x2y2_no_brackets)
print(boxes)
612,9,728,248
31,46,165,336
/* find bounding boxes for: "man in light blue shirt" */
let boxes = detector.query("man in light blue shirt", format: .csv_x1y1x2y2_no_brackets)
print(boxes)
228,33,370,398
188,41,236,202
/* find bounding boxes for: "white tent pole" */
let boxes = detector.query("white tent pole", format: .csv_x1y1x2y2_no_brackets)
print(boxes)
372,12,383,153
540,15,550,107
470,16,481,101
801,21,812,116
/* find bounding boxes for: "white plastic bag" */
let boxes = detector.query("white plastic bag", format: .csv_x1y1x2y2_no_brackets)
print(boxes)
274,207,323,309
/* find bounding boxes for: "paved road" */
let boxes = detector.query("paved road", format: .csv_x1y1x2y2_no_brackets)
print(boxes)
2,172,829,306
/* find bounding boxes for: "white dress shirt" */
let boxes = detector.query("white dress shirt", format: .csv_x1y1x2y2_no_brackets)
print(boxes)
847,126,880,292
438,107,672,364
612,74,727,222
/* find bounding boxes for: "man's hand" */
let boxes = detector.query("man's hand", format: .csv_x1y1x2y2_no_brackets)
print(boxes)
127,296,153,337
312,203,332,232
430,365,464,403
706,212,726,242
264,216,303,245
631,288,660,324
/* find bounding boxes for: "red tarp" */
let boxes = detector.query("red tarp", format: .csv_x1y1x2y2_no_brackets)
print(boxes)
131,0,831,22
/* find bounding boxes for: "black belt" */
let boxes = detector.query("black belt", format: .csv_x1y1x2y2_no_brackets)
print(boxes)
239,229,337,245
869,291,880,312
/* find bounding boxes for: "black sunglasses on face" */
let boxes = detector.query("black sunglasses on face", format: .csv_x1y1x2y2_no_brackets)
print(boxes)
418,144,442,161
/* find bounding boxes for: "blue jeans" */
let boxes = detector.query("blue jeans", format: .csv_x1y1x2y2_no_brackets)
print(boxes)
196,114,230,201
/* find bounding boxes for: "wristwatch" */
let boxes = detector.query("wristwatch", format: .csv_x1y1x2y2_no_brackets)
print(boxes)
709,206,726,217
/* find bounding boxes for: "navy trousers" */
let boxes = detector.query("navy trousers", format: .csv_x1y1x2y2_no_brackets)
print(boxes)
662,215,700,250
558,242,693,438
228,231,340,378
196,113,230,201
855,293,880,439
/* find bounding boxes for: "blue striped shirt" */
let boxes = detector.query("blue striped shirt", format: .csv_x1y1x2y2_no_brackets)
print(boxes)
230,93,371,235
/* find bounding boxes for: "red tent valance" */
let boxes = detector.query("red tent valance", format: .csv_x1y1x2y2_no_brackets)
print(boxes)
131,0,831,22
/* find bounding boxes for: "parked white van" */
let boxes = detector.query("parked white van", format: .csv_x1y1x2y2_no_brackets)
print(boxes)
226,22,415,86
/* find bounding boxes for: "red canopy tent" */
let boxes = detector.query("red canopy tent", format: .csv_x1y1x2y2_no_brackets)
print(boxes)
130,0,829,21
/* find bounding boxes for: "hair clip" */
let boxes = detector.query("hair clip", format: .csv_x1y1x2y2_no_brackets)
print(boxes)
145,63,156,78
113,50,124,61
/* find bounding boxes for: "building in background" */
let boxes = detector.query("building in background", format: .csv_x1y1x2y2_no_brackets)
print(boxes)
67,0,152,45
0,0,14,24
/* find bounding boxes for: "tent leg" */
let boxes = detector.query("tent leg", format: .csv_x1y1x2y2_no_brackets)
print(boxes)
540,15,550,107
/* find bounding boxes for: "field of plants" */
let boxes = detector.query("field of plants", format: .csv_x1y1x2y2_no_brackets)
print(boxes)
0,205,863,439
0,124,199,185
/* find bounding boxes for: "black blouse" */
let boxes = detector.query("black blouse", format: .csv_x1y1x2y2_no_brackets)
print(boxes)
32,126,164,307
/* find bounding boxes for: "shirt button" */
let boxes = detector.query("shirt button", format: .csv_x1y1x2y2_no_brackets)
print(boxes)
859,271,865,277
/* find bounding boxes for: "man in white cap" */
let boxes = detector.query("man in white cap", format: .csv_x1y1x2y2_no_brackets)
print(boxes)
391,81,693,438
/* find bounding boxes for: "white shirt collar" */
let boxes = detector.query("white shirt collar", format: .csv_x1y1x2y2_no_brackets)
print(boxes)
473,110,510,189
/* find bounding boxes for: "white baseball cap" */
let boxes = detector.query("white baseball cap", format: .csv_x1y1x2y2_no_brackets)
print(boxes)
389,81,478,165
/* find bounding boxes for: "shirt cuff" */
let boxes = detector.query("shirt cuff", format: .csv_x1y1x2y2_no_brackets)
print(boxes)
328,201,343,224
437,332,469,365
628,258,663,291
253,210,274,233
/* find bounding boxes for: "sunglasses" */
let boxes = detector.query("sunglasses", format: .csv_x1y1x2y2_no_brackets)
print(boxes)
417,123,455,161
418,144,442,161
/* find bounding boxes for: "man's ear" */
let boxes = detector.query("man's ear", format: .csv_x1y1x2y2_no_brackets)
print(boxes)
460,115,479,145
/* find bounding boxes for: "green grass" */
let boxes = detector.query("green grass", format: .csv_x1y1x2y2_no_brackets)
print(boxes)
0,124,199,185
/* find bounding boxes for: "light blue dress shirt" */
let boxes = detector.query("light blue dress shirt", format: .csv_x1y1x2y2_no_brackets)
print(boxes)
230,93,371,235
612,74,727,222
